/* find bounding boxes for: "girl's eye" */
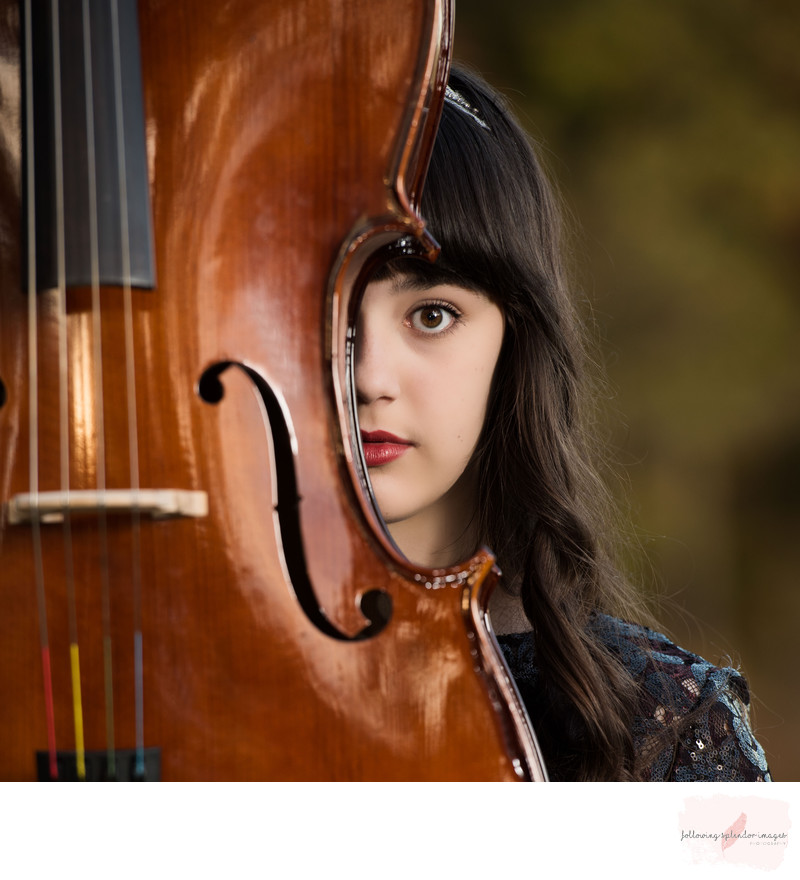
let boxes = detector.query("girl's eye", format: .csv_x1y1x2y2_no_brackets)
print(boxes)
408,303,460,334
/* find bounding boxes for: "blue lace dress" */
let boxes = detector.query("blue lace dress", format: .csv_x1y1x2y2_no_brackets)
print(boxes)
497,614,772,781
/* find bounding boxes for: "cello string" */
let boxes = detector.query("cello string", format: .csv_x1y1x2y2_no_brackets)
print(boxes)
24,0,58,782
71,0,116,784
111,0,145,779
51,0,83,782
51,0,85,780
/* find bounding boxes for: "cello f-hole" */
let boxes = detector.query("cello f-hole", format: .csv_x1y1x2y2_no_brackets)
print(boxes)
198,360,392,642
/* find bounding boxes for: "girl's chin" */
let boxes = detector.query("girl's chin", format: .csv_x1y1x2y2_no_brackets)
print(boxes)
370,503,412,526
368,495,424,528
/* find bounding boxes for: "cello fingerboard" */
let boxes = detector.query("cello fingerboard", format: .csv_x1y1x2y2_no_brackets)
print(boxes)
24,0,154,291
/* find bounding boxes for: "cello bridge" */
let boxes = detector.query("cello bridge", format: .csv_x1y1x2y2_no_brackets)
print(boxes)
6,489,208,524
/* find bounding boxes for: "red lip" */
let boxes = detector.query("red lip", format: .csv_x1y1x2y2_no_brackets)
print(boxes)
360,430,413,467
361,430,408,444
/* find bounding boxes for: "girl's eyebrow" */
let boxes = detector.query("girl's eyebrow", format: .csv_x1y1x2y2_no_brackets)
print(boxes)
388,274,438,293
388,273,492,300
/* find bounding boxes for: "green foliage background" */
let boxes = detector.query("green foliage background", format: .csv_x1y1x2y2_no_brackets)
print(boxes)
454,0,799,780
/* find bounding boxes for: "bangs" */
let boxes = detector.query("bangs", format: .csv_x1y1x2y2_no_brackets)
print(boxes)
371,66,560,321
370,104,509,300
417,99,512,297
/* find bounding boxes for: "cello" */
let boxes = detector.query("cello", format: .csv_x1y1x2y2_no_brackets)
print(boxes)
0,0,546,781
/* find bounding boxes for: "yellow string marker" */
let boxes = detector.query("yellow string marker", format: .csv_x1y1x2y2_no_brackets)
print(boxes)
70,643,86,780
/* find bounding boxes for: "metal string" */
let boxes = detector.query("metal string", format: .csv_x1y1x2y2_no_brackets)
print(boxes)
111,0,146,780
24,0,58,782
51,0,84,781
75,0,117,783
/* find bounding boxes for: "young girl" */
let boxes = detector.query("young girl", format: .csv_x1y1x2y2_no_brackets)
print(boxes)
355,66,771,782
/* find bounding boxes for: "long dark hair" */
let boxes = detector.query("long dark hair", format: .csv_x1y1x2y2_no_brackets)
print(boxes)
381,66,651,780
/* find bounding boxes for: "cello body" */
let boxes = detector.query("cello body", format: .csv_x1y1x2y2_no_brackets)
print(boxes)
0,0,545,781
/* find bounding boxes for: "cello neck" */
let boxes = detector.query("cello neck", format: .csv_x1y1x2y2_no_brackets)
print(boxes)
25,0,154,292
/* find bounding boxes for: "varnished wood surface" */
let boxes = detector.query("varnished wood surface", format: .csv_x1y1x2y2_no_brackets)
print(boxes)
0,0,544,781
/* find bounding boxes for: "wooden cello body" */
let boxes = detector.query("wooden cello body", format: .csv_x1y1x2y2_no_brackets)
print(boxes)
0,0,546,781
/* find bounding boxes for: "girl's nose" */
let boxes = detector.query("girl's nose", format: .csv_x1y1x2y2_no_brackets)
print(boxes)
354,295,400,405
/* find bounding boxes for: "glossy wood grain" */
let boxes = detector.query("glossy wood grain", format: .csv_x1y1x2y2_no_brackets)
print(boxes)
0,0,545,780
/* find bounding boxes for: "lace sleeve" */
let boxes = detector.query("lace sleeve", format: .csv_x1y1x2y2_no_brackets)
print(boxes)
499,615,772,781
621,627,772,782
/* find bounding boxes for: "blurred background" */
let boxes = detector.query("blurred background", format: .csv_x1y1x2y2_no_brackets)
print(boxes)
454,0,799,781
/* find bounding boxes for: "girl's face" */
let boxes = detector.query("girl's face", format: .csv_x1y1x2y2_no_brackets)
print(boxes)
355,273,505,567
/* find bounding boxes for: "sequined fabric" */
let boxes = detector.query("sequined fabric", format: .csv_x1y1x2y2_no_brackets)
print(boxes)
497,613,771,782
